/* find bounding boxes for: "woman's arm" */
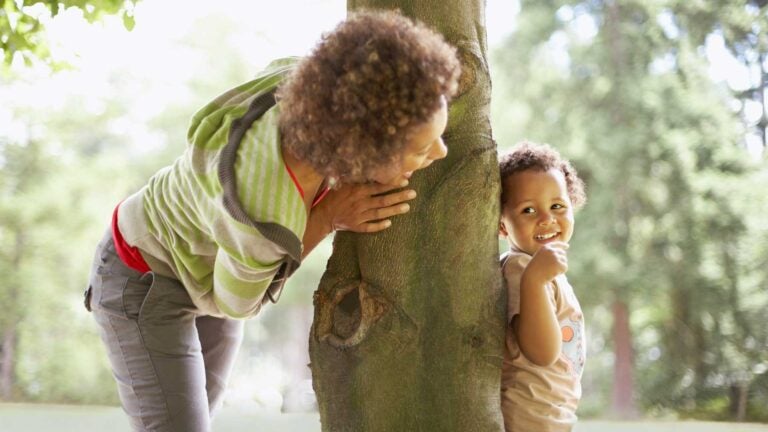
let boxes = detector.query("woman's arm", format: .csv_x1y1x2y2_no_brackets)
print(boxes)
302,181,417,259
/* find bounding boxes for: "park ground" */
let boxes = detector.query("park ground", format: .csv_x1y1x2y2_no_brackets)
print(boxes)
1,403,768,432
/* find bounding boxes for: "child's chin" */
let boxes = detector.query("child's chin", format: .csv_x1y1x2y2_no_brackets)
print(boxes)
514,243,538,256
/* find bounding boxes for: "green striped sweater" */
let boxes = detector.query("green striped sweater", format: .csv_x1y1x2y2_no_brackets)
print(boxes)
117,57,305,318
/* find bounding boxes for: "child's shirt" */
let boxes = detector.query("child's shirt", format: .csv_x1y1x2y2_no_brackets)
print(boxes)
500,247,586,432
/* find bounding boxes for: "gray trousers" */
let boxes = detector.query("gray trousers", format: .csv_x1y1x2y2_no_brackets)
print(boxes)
86,229,244,432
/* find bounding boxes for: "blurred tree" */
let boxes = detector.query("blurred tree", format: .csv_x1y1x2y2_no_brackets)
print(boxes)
671,1,768,147
309,0,505,430
0,91,145,403
491,0,768,422
0,5,321,405
0,0,138,67
0,138,50,400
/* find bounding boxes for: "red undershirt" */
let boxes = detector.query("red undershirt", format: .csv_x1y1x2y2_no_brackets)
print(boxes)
111,203,151,273
112,161,328,273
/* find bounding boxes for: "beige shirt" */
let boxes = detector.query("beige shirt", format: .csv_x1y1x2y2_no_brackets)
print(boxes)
500,248,586,432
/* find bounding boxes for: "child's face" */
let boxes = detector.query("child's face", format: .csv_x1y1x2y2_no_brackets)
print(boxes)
500,168,575,256
369,98,449,185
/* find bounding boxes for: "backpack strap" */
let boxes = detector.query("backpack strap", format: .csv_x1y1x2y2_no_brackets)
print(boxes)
218,88,301,305
500,251,511,268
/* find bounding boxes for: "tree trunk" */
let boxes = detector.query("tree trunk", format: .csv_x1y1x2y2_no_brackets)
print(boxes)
0,325,16,400
602,3,639,421
309,1,504,430
0,230,24,401
759,51,766,148
729,381,749,422
610,298,636,418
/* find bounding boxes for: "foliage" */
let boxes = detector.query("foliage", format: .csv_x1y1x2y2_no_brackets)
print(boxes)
0,0,138,67
670,0,768,146
0,85,154,403
0,6,315,404
491,0,768,421
1,0,766,422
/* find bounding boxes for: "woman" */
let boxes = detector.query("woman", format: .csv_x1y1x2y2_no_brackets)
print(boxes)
86,10,460,431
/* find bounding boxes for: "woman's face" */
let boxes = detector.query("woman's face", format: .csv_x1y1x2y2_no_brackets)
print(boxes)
369,98,449,185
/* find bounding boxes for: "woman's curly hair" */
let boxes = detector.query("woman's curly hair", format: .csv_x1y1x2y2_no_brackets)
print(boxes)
277,10,461,182
499,141,587,209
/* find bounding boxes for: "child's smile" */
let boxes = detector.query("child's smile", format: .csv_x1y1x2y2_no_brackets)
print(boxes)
500,168,575,256
534,232,559,241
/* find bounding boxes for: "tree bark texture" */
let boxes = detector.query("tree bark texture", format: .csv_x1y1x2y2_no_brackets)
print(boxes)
610,298,636,419
308,1,504,431
0,230,23,401
0,325,16,400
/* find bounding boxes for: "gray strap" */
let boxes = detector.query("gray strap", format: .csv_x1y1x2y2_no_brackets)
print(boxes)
218,89,301,304
499,251,511,268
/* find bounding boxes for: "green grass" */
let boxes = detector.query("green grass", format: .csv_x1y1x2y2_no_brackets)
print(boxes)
573,420,768,432
1,403,767,432
0,403,319,432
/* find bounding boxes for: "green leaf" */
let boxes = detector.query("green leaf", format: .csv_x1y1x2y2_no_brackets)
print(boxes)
1,0,139,68
122,10,134,31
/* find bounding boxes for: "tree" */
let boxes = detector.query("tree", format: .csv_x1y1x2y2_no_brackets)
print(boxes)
308,1,505,430
0,4,286,401
0,138,49,399
0,93,142,403
0,0,137,67
491,0,768,421
671,1,768,148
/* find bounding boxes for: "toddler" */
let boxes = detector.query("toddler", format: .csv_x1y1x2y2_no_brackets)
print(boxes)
499,141,587,432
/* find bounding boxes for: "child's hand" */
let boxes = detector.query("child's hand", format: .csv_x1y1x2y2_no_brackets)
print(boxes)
522,242,569,285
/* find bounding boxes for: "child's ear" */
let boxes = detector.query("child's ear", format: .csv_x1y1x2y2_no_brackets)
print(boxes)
499,221,509,237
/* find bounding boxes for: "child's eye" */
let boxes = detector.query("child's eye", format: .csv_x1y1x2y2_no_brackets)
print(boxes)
522,207,535,214
552,203,565,210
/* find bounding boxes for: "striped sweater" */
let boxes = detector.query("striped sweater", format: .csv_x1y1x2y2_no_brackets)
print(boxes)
117,57,306,318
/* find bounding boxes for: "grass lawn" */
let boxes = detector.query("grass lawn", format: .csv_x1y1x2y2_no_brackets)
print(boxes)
1,403,767,431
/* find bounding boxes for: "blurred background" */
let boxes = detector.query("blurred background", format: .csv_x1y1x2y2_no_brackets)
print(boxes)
1,0,767,430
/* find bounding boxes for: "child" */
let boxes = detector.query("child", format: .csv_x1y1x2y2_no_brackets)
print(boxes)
498,141,587,432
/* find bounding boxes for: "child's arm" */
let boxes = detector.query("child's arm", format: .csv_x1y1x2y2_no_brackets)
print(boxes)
513,242,569,366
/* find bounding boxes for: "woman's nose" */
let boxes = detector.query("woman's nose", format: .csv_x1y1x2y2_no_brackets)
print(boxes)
429,138,448,161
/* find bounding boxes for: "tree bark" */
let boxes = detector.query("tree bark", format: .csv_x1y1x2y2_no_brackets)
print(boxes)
759,51,766,148
0,324,16,400
309,1,504,430
610,298,636,418
0,230,24,401
603,3,638,420
733,381,748,422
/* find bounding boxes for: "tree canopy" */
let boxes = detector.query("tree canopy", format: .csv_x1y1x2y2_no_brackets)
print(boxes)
491,0,768,421
1,0,766,423
1,0,137,67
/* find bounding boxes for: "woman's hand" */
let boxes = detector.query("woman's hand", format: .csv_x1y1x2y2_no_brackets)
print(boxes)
319,180,417,233
301,180,416,259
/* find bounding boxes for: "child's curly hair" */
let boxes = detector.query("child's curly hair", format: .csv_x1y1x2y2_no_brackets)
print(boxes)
499,141,587,209
277,10,461,183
